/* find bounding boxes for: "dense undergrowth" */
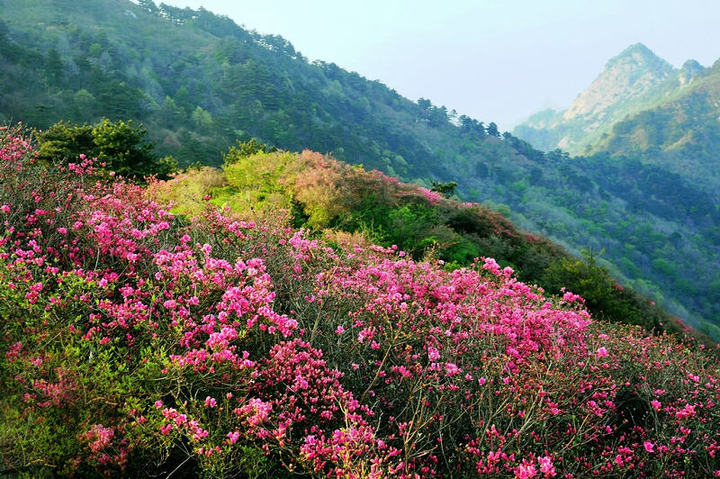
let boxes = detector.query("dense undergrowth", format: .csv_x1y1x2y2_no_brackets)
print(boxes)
150,145,684,337
1,126,719,478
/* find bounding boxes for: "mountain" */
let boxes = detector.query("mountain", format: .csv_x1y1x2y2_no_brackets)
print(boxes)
512,44,720,337
592,61,720,192
514,43,704,154
2,0,720,339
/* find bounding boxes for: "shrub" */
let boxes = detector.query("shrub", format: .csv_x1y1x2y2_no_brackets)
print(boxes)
36,119,177,180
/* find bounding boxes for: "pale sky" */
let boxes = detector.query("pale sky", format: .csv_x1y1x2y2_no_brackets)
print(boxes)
161,0,720,130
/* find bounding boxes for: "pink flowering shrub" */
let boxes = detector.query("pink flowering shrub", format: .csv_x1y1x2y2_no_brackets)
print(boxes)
0,125,719,477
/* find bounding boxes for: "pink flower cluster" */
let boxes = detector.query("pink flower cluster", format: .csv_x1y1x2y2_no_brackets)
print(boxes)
0,126,719,477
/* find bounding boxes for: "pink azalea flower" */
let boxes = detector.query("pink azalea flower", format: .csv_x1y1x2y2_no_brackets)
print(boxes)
538,456,556,476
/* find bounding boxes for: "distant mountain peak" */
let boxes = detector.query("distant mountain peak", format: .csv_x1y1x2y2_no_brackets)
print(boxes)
605,42,672,73
679,59,705,84
613,42,655,59
681,59,704,72
560,43,674,124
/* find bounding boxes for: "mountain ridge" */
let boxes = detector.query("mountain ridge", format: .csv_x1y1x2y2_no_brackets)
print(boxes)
590,60,720,192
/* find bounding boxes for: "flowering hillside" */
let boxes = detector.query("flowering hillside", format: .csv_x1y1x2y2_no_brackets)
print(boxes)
151,146,681,336
1,125,719,478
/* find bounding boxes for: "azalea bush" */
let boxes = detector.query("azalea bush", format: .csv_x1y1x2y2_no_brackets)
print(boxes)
156,147,684,334
1,125,719,478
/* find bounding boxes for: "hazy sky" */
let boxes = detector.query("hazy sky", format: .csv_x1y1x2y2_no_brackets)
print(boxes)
161,0,720,130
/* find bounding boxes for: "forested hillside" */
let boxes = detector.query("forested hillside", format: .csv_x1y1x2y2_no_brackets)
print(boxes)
150,144,679,335
1,0,719,338
591,62,720,192
0,0,502,177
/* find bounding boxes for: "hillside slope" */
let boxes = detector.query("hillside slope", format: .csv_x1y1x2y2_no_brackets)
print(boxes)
150,145,680,334
0,0,502,179
1,126,719,478
2,0,719,337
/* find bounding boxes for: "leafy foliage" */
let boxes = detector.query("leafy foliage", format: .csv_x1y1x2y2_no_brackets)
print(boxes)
222,138,276,167
36,119,176,179
431,180,458,198
542,251,667,330
154,148,689,336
